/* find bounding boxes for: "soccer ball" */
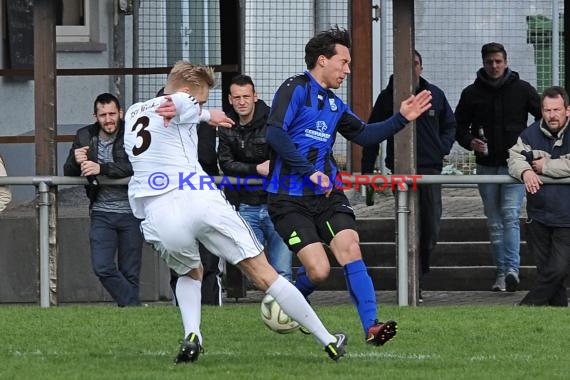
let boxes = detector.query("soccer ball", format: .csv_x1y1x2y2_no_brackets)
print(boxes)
260,294,300,334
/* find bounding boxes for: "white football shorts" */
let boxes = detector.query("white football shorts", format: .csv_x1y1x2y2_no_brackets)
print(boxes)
139,188,263,275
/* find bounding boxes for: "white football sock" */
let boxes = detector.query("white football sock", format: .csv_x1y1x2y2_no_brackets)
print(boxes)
267,275,336,346
176,276,203,343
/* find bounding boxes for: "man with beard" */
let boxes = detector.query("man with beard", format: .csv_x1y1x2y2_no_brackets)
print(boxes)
508,86,570,306
64,93,143,306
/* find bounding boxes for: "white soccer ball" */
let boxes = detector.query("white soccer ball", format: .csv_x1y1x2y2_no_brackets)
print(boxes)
260,294,300,334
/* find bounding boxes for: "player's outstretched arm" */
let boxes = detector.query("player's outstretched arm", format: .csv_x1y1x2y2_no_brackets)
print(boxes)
399,90,432,122
156,95,176,127
206,109,234,128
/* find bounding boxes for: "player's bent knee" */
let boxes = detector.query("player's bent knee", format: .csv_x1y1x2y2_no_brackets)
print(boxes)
307,266,330,283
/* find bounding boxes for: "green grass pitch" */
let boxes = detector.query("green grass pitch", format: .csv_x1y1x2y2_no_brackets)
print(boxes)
1,303,568,379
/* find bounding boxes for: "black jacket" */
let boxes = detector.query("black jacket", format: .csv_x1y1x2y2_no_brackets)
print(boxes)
63,121,132,206
217,99,270,206
368,75,456,172
455,68,541,166
197,122,220,177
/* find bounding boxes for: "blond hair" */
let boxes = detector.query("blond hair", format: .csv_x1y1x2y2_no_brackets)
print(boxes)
164,61,215,93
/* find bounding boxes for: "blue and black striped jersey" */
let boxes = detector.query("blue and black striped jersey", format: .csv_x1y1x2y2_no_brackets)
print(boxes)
266,71,366,196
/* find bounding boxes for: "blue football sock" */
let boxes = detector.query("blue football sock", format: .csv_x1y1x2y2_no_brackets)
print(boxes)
294,266,316,300
344,259,378,336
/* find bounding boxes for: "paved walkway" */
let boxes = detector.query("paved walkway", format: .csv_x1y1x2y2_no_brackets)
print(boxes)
224,290,525,306
350,186,527,219
233,186,528,307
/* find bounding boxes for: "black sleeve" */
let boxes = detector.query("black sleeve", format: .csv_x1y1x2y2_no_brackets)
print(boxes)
63,133,84,176
454,90,475,150
100,161,133,178
527,84,541,122
197,122,220,176
368,91,393,123
100,130,134,178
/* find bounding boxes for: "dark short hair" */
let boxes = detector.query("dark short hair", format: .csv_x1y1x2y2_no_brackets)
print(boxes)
414,50,422,66
481,42,507,60
93,93,121,114
305,25,351,70
542,86,570,108
229,74,255,92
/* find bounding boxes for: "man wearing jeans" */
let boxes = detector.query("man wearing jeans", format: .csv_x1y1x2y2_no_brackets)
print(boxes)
455,42,541,292
64,93,143,306
218,75,292,280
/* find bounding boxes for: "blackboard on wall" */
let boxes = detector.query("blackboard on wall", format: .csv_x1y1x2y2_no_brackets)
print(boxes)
6,0,34,70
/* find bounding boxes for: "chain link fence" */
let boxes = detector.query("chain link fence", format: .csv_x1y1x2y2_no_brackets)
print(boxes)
134,0,565,174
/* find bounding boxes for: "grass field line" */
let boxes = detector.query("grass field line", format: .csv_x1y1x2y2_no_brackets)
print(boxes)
2,304,569,379
9,348,536,363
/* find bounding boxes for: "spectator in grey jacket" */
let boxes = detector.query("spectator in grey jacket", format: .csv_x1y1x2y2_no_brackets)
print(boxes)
64,93,143,307
508,86,570,306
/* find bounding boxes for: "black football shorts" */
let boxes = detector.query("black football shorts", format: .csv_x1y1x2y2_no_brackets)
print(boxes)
267,189,356,253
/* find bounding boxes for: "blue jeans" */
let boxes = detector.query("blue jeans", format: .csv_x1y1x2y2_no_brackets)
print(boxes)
239,204,293,281
90,211,144,306
476,165,525,275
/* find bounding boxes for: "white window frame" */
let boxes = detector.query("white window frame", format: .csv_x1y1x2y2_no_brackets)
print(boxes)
56,0,95,43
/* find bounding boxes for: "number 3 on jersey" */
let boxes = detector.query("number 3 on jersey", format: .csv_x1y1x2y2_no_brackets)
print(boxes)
131,116,151,156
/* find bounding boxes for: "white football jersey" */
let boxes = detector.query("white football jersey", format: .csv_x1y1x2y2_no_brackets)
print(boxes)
124,92,212,218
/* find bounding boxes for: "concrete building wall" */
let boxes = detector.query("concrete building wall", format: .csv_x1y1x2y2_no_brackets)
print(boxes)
0,215,171,304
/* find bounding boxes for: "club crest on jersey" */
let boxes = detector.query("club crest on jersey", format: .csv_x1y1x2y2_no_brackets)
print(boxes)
304,121,331,142
316,121,328,133
328,97,338,111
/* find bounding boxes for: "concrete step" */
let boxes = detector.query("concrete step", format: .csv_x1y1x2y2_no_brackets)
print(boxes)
356,217,528,242
295,266,538,291
287,216,537,291
357,241,534,266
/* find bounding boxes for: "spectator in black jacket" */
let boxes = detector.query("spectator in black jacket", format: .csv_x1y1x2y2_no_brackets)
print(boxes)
361,51,456,300
64,93,143,306
218,74,292,281
455,43,541,292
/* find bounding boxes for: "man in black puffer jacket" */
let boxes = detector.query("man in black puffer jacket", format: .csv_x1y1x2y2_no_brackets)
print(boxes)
218,75,292,281
455,42,541,293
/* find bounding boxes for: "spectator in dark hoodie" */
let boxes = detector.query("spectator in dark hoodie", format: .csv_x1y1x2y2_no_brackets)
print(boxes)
361,50,456,300
455,42,540,293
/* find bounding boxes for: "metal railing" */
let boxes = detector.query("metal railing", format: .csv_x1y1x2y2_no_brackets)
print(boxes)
1,174,569,307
